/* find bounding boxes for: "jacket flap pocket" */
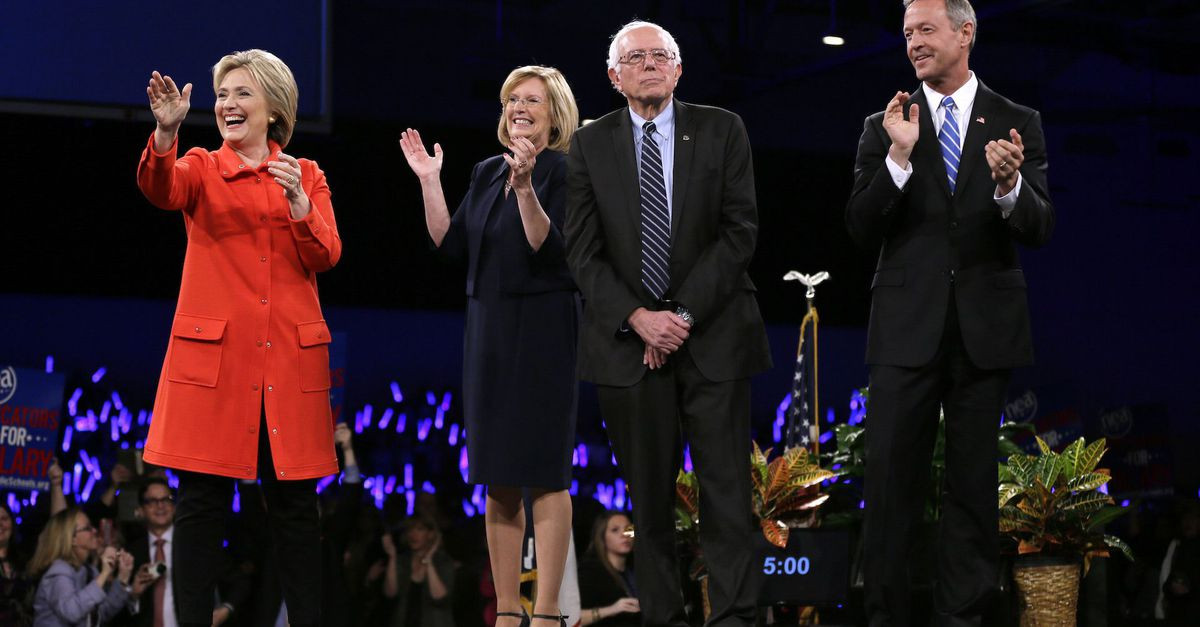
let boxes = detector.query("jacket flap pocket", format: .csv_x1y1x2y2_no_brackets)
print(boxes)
171,313,227,341
297,320,332,347
992,270,1027,289
871,267,905,288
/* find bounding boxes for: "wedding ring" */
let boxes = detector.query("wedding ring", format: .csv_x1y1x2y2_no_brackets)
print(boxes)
1000,161,1008,168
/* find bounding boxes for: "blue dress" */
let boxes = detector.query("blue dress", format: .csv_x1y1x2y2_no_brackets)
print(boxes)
438,151,578,490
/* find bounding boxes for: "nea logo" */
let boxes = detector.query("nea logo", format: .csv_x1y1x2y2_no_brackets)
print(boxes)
0,367,15,405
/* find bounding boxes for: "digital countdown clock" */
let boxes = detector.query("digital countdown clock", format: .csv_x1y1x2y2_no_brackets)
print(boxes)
755,528,850,605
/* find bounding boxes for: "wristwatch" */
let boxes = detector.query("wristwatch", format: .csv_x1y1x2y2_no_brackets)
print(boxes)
673,304,695,327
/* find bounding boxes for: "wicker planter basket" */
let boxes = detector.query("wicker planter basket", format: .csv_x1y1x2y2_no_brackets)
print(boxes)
1012,556,1081,626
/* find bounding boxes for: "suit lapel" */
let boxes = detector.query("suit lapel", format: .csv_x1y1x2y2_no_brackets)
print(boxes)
670,100,693,241
609,113,642,229
954,81,994,198
911,87,952,200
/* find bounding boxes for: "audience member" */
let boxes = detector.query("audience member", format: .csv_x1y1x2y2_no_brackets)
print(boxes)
577,511,639,626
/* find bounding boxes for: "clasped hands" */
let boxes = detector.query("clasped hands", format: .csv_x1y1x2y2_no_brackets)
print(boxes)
881,91,1024,197
628,307,691,370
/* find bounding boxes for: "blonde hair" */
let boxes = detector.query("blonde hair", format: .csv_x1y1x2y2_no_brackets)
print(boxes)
496,66,579,154
28,507,87,576
212,49,300,148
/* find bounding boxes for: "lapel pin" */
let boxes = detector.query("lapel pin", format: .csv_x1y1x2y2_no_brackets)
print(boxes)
682,135,690,141
975,116,986,124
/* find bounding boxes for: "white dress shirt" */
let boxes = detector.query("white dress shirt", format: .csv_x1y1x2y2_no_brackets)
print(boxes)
629,99,676,221
884,72,1022,216
150,526,177,627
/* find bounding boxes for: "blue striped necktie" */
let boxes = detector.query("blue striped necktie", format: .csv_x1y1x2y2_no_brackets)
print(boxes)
639,121,671,300
938,96,962,193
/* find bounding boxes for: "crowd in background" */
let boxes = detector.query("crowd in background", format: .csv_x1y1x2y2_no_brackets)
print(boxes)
0,423,654,627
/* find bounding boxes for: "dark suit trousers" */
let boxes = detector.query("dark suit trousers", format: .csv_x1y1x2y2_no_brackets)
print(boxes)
863,296,1010,627
173,412,321,627
597,345,756,627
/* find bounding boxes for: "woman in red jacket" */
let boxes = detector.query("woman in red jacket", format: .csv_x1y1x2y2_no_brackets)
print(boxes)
136,49,340,627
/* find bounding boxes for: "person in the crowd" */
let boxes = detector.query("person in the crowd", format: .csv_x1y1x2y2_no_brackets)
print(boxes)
383,515,457,627
398,65,580,627
1,501,35,627
1157,500,1200,625
845,1,1054,624
118,477,247,627
29,508,150,626
136,48,341,627
565,20,771,626
578,511,639,627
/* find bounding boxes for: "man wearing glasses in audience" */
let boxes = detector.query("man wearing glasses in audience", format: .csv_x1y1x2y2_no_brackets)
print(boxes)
120,478,247,627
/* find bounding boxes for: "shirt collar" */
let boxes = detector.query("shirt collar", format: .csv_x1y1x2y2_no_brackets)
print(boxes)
151,525,175,544
923,71,978,114
217,140,282,178
629,98,675,139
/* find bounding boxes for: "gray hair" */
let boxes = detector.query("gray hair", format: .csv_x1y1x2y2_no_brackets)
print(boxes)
904,0,977,50
606,20,682,71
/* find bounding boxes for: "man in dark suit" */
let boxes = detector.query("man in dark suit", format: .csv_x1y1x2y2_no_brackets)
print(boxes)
845,1,1055,625
565,19,772,627
119,478,246,627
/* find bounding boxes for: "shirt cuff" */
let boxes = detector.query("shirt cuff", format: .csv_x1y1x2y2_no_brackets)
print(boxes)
885,155,913,189
995,173,1023,218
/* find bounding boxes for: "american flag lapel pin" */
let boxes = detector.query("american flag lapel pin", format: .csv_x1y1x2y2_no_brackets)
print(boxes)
975,116,986,124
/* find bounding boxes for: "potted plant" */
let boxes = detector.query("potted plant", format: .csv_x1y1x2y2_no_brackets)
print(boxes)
998,436,1132,626
675,442,835,619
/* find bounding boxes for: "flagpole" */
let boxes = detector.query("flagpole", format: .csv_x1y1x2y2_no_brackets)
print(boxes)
783,271,830,455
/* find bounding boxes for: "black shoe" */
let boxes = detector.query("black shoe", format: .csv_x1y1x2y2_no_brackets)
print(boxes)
532,613,567,627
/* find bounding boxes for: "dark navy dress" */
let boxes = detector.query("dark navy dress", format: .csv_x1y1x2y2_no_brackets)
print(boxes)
438,151,578,490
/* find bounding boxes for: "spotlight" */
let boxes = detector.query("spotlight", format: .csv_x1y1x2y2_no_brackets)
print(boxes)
823,35,845,46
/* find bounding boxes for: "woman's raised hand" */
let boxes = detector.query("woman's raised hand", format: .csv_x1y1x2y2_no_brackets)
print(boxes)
399,128,443,181
147,71,192,132
502,137,537,192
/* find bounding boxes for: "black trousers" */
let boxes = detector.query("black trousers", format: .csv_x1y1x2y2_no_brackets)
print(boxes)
862,299,1011,627
597,345,756,627
172,413,321,627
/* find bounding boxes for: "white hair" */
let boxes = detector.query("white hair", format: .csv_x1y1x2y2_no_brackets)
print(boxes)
606,20,682,71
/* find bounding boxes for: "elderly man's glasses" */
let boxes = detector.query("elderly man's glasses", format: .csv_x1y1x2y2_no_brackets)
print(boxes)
142,496,174,507
504,96,545,108
619,49,677,66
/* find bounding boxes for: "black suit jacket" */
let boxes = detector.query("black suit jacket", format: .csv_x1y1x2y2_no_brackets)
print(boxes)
846,82,1055,370
566,99,771,386
439,150,575,296
118,527,249,627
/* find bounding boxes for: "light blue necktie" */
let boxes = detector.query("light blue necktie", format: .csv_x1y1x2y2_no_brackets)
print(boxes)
938,96,962,193
639,121,671,299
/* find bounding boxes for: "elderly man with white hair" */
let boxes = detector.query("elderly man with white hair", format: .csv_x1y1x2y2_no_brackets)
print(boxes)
566,19,772,627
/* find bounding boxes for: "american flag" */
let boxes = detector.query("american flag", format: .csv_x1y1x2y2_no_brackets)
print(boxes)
786,346,815,452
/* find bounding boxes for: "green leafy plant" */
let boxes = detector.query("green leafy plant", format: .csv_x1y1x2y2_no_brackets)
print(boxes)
998,436,1133,572
674,442,835,579
749,441,835,547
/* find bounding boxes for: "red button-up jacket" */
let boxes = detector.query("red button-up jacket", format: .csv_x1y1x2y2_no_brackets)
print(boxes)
137,133,341,480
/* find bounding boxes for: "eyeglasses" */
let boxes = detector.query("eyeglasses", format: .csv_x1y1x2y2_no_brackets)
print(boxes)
142,496,175,507
73,525,96,535
619,49,677,66
504,96,545,108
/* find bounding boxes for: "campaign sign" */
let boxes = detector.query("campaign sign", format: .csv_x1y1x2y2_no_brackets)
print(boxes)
756,528,850,605
0,366,65,491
